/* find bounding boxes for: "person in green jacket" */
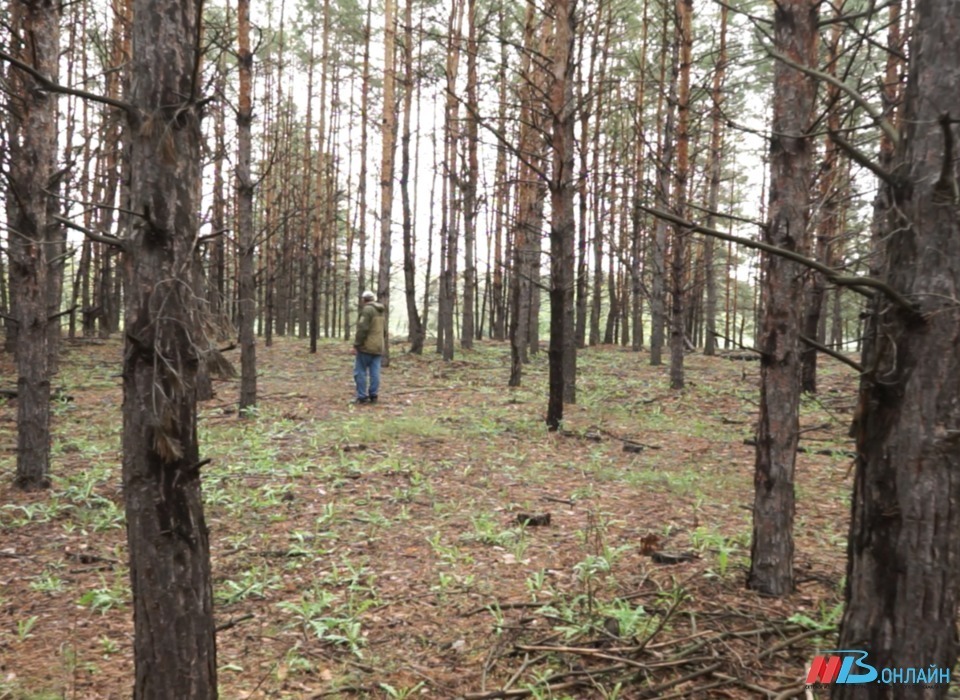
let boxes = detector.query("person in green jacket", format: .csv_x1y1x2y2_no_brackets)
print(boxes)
352,290,385,404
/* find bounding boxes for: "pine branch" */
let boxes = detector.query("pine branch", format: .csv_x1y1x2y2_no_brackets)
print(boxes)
828,129,897,187
0,49,134,115
53,215,126,249
638,205,919,315
799,334,864,373
765,46,899,147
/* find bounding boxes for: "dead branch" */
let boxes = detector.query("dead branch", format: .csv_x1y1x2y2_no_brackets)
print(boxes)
0,49,134,115
799,333,864,372
53,215,125,249
828,129,897,187
765,46,899,147
639,205,919,314
215,613,254,633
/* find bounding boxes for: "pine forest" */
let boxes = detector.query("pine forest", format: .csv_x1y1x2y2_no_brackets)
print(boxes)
1,0,959,697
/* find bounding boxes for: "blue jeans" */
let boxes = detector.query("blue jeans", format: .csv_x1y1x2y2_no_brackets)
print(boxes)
353,352,381,400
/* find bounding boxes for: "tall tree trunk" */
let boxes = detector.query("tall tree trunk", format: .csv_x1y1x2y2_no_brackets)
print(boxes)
400,0,423,353
237,0,257,413
545,0,577,429
574,6,596,350
800,10,842,393
460,0,478,350
303,19,320,353
354,0,373,326
702,3,727,357
377,0,398,365
509,0,546,385
490,4,509,342
437,0,464,361
209,58,228,333
630,0,649,353
649,2,678,366
669,0,693,390
8,0,60,490
835,1,960,694
748,0,818,596
123,0,218,689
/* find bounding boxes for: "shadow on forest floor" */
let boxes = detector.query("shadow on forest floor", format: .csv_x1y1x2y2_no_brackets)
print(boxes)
0,337,860,699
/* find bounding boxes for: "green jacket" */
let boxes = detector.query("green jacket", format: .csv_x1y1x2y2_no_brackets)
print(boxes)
354,301,385,355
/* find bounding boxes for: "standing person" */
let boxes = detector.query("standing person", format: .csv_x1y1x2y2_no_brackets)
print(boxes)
352,290,386,404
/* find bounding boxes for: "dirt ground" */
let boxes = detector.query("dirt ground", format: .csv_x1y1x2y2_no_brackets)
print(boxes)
0,336,860,699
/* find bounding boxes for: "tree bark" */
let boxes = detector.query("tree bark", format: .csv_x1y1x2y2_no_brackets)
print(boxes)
748,0,818,597
508,0,545,386
399,0,423,353
649,8,678,366
123,0,218,690
835,1,960,694
8,0,60,490
490,5,509,342
237,0,257,414
702,3,727,357
668,0,693,390
460,0,478,350
377,0,398,364
545,0,577,429
436,0,463,361
800,12,842,393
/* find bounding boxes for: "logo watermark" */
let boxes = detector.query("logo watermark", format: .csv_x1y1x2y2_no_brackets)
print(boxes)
806,650,951,687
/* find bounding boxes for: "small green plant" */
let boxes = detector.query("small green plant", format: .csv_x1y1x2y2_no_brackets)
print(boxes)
788,599,844,632
216,566,282,605
323,617,366,657
278,589,337,638
691,528,745,579
98,635,119,656
282,646,314,674
30,570,66,595
433,571,456,598
379,681,426,699
597,681,625,700
427,532,464,565
78,577,128,614
2,502,61,527
486,602,506,636
526,570,549,600
598,600,649,639
17,615,39,641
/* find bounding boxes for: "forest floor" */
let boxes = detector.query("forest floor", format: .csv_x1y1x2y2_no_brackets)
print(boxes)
0,336,861,699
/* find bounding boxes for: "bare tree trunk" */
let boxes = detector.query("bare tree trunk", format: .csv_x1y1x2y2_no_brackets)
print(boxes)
8,0,60,490
702,3,727,357
355,0,373,320
209,58,228,334
237,0,257,413
748,0,818,597
630,0,650,353
377,0,398,365
491,5,509,342
649,4,678,366
836,2,960,693
545,0,577,429
509,0,546,385
437,0,464,361
800,13,841,393
303,18,319,353
668,0,693,390
123,0,217,689
460,0,478,350
400,0,423,353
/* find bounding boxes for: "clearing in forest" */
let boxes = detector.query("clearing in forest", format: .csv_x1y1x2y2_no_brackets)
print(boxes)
0,337,857,699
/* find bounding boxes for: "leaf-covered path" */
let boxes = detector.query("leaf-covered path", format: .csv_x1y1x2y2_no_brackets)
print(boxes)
0,338,856,698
